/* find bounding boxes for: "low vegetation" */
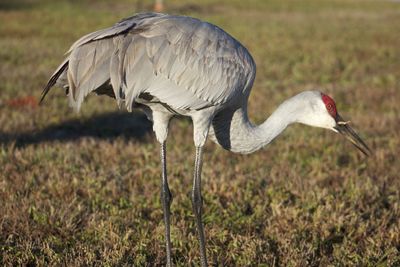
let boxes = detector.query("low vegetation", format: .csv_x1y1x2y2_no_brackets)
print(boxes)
1,0,399,265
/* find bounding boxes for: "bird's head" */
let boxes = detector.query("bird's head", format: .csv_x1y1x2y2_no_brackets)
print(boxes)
294,91,371,156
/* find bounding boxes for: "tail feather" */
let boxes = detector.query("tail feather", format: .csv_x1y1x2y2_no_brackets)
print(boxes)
40,59,69,104
40,13,157,108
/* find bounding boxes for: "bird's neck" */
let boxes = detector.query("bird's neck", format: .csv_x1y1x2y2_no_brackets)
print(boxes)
210,96,303,154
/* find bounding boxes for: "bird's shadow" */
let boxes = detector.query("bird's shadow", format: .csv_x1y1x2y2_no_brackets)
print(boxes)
0,111,153,148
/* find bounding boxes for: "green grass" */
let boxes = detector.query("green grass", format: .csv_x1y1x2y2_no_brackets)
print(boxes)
1,0,400,266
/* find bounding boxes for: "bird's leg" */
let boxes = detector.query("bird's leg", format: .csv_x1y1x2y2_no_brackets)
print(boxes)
160,141,173,267
190,110,215,267
191,146,208,267
152,111,173,266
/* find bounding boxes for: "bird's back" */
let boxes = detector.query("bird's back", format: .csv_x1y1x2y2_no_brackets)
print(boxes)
42,12,256,113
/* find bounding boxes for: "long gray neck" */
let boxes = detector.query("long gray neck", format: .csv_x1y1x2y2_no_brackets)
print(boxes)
209,95,305,154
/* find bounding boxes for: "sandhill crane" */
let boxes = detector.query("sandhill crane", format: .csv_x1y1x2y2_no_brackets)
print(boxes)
41,12,370,267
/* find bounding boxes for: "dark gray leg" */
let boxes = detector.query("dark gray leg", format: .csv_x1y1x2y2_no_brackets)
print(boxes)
191,146,208,267
160,142,173,266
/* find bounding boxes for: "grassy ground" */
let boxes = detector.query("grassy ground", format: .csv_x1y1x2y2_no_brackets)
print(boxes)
1,0,400,266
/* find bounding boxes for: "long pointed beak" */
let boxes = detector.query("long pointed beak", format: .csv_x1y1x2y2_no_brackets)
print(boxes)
334,114,371,157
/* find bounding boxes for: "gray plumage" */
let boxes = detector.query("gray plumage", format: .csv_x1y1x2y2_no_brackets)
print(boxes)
42,12,255,114
42,12,370,267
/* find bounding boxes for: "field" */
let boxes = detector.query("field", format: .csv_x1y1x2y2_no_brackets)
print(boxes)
1,0,400,266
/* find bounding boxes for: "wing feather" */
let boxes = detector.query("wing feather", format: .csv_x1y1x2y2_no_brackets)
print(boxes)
67,38,114,110
43,12,256,112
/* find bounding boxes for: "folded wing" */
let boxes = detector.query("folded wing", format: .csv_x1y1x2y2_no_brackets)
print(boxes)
41,13,255,112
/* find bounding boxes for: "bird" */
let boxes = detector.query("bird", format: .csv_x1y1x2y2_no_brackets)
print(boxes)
40,12,370,267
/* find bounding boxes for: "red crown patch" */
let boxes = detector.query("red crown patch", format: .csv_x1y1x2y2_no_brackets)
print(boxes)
321,93,337,119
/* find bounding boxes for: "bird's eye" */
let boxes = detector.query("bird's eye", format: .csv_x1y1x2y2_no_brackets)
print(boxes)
326,103,335,114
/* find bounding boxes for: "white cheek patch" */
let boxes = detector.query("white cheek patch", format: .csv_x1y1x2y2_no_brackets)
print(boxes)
310,103,317,111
